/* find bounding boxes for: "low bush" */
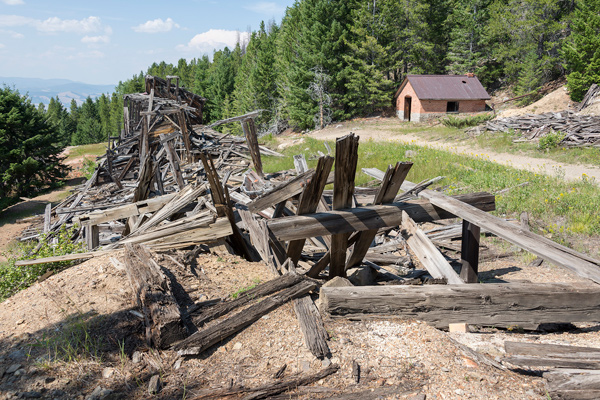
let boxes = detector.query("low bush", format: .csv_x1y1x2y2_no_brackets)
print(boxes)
539,131,566,150
441,113,494,128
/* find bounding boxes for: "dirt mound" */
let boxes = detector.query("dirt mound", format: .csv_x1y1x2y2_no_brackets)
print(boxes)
497,86,574,118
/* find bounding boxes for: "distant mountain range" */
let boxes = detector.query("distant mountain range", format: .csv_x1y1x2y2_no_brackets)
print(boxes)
0,77,116,107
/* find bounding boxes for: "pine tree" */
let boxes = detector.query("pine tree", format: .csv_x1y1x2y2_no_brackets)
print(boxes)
0,87,69,198
563,0,600,101
71,97,103,145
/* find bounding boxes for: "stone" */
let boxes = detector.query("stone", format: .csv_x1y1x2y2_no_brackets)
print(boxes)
148,375,161,395
6,364,21,374
321,358,332,368
8,350,25,360
0,367,4,379
102,368,114,379
232,342,242,351
86,386,113,400
13,369,25,376
22,392,42,398
131,351,142,364
322,276,353,288
173,359,183,370
346,266,377,286
300,360,311,372
449,323,469,333
408,394,426,400
45,377,56,384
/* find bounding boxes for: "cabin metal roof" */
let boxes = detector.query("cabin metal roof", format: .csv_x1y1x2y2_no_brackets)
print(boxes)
395,75,491,100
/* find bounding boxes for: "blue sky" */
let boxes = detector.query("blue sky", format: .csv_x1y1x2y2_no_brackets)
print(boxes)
0,0,294,85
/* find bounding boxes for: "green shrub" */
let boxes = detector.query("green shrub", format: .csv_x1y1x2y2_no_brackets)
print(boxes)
539,131,566,150
0,225,85,302
441,113,494,128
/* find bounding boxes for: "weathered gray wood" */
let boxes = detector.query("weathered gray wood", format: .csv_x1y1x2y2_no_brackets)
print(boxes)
248,169,315,213
293,154,309,174
77,193,177,226
505,341,600,369
14,250,113,266
292,295,330,358
402,211,463,284
321,283,600,328
268,192,496,242
460,220,481,283
544,369,600,400
174,280,316,355
331,134,359,278
124,244,187,348
43,203,51,233
287,156,334,264
85,224,99,250
399,179,600,284
192,274,304,327
241,118,263,177
160,133,185,189
346,162,412,269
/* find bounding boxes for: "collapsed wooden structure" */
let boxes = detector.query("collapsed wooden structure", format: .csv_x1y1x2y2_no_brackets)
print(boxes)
14,75,600,399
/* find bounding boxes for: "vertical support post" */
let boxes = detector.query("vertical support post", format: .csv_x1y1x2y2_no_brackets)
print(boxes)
160,134,185,190
241,118,263,177
85,224,100,250
329,133,359,278
460,220,481,283
43,203,52,233
178,111,192,162
139,115,149,164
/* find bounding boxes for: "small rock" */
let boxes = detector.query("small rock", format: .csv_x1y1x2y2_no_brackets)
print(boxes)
232,342,243,351
22,392,41,398
131,351,142,364
0,367,5,379
321,358,332,368
335,124,343,128
15,319,24,325
45,377,55,384
8,350,25,360
86,386,113,400
174,358,183,370
441,367,450,372
50,389,66,397
347,266,377,286
148,375,161,395
102,368,114,379
14,368,26,376
408,394,426,400
455,389,464,395
322,276,353,288
300,360,311,372
6,364,21,374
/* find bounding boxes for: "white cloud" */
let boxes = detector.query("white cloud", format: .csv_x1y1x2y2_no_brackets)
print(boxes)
177,29,250,53
245,2,285,15
0,14,111,35
0,29,24,38
132,18,179,34
1,0,25,5
81,35,109,44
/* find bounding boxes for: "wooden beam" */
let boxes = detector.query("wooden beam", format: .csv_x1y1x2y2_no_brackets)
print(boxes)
287,156,334,264
208,110,263,128
505,341,600,369
345,162,412,269
544,369,600,399
241,118,263,177
401,211,463,284
267,192,496,242
321,283,600,328
330,133,359,278
460,220,481,283
160,133,185,189
85,224,99,250
247,169,322,213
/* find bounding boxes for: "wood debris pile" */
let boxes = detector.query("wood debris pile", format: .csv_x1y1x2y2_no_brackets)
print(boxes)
481,111,600,147
13,75,600,399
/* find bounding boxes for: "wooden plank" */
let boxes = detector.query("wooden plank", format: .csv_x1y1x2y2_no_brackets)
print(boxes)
208,110,263,128
398,179,600,284
321,283,600,328
401,211,463,284
173,280,316,355
241,118,263,177
124,244,187,348
345,162,412,269
330,133,359,278
544,369,600,400
460,220,481,283
287,156,334,264
43,203,51,233
247,169,316,213
292,295,330,358
14,250,113,266
267,192,496,242
161,133,185,189
293,154,309,174
504,341,600,369
85,224,99,250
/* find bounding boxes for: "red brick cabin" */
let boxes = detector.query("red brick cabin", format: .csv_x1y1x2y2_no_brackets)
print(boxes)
394,74,491,122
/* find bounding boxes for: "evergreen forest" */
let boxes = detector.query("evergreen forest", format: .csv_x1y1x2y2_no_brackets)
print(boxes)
36,0,600,144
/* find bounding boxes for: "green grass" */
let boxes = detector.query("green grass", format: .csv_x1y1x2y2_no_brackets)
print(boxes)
65,143,106,161
230,278,261,300
263,137,600,241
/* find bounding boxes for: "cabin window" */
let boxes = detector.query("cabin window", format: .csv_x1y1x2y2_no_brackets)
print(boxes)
447,101,459,112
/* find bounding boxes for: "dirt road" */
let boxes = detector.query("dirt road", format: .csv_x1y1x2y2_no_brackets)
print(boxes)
308,118,600,184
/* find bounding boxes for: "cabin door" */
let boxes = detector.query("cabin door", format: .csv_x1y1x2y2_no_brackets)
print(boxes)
404,96,412,121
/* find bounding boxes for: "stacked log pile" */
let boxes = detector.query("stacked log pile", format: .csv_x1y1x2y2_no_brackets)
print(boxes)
483,111,600,147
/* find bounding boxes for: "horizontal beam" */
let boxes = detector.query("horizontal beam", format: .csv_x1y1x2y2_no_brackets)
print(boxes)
267,192,495,242
321,283,600,328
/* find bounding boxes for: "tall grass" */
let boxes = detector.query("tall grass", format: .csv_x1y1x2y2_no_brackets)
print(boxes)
263,137,600,238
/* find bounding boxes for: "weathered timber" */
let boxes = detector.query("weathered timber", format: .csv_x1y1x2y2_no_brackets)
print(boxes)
160,133,185,189
330,134,359,278
287,156,335,264
321,283,600,328
241,118,263,176
460,220,481,283
192,274,304,327
123,244,187,348
267,192,496,242
345,162,412,269
399,180,600,284
85,224,99,250
247,169,315,213
543,369,600,400
174,280,316,355
14,249,113,266
208,110,263,128
190,364,339,400
292,295,330,358
504,341,600,369
401,211,463,284
43,203,51,233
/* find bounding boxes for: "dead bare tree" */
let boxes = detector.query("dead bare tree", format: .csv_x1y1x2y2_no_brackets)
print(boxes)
307,65,332,130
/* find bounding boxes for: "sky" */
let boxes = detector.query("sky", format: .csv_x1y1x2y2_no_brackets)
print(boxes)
0,0,295,85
